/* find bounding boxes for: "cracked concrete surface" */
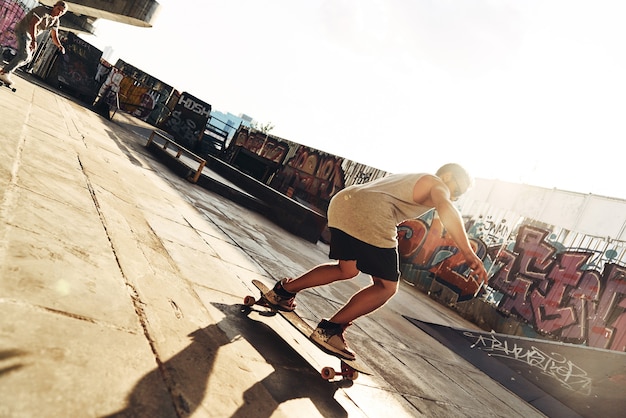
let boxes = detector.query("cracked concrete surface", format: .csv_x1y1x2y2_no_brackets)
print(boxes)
0,75,546,417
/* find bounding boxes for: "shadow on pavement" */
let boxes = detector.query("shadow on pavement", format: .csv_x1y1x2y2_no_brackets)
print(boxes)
0,349,27,377
218,302,350,418
102,303,350,417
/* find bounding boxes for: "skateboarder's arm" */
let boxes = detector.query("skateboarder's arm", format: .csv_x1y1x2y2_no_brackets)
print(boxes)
51,28,65,54
429,183,488,285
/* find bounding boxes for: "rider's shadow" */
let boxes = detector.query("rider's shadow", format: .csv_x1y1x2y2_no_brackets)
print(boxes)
103,302,349,418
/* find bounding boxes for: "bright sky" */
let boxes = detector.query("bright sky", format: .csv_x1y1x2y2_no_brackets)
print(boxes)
81,0,626,199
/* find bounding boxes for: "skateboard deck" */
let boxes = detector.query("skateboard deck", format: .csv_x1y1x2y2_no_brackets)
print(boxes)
244,279,373,380
0,80,16,92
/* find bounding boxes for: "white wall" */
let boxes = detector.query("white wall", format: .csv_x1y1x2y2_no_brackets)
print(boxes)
461,179,626,242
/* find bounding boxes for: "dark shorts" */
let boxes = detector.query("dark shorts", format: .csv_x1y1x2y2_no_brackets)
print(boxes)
328,227,400,281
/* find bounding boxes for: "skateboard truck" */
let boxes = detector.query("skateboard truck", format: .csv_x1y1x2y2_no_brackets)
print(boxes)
321,362,359,381
243,295,277,311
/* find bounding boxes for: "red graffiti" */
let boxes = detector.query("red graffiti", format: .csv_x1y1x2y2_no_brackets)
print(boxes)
397,219,428,259
559,270,600,342
585,264,626,350
400,220,626,352
398,217,483,300
530,252,587,334
270,146,345,211
490,225,626,352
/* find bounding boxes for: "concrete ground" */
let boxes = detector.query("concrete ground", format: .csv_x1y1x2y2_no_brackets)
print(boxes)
0,75,546,417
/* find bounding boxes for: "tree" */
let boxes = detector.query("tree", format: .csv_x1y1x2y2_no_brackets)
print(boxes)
250,121,275,134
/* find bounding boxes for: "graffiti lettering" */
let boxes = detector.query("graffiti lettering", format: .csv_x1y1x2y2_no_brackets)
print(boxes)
270,146,346,209
468,215,511,246
178,95,210,117
464,331,592,394
489,226,626,350
399,217,486,300
585,264,626,350
400,218,626,352
163,110,200,146
530,252,587,334
259,142,287,163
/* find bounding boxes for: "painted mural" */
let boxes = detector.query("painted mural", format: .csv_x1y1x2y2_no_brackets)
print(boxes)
0,0,37,50
158,92,211,150
57,32,102,100
114,59,174,125
230,129,289,164
94,65,172,124
398,212,490,302
399,209,626,353
489,224,626,351
270,146,346,214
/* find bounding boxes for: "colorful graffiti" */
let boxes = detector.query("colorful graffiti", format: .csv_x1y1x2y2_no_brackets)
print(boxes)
0,0,36,50
489,224,626,351
57,32,102,100
231,129,289,164
114,59,174,125
399,215,626,352
93,62,173,124
398,215,488,301
157,92,211,149
270,146,346,213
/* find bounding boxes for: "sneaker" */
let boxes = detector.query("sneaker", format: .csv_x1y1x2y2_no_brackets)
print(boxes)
310,319,356,360
263,279,297,311
0,72,12,85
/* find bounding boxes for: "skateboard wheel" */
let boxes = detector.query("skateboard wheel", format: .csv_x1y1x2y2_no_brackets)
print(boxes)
243,295,256,306
346,370,359,380
321,367,335,380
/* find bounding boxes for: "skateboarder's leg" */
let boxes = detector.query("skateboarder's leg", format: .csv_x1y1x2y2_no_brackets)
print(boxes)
264,260,358,310
2,33,32,79
328,277,398,325
282,259,359,293
310,276,397,360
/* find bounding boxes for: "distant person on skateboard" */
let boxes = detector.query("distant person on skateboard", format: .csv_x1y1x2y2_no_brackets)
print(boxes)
264,163,488,360
0,1,68,86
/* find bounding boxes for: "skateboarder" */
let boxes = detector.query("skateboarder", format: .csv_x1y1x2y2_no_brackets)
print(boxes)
264,163,488,360
0,1,68,86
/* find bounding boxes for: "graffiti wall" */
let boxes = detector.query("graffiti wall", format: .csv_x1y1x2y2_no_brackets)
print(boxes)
221,125,388,216
399,203,626,353
114,59,174,125
158,92,211,149
490,224,626,351
57,32,102,101
0,0,37,50
94,61,174,125
267,146,387,215
270,146,347,213
399,212,491,302
224,128,290,182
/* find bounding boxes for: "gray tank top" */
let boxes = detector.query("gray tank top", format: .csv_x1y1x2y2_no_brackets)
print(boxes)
327,173,433,248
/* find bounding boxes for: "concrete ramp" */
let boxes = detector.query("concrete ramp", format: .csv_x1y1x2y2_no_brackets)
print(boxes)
405,316,626,418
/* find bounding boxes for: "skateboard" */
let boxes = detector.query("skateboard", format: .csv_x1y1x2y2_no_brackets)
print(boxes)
1,80,16,92
244,279,373,381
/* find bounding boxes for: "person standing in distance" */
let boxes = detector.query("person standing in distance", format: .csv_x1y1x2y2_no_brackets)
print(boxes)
0,1,68,86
